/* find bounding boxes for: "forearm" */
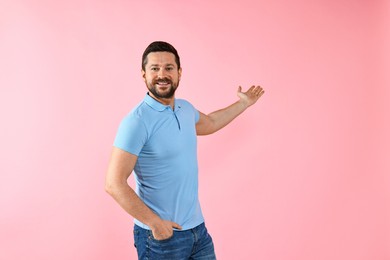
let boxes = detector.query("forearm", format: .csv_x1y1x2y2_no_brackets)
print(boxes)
198,100,248,135
209,100,247,129
196,85,264,135
105,147,181,239
106,181,160,227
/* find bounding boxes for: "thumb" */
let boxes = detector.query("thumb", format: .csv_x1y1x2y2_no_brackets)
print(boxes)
171,222,182,230
237,86,242,93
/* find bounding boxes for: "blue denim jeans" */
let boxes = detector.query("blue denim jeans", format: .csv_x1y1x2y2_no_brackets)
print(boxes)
133,222,216,260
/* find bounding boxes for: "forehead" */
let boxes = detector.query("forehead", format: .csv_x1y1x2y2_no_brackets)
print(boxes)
146,52,176,66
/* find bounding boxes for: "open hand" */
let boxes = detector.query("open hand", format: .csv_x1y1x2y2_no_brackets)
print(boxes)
237,85,264,107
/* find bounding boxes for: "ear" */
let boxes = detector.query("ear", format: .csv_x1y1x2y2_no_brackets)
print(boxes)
178,67,182,81
141,69,146,82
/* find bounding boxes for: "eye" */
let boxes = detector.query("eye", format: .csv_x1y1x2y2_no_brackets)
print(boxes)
166,67,174,71
150,67,159,71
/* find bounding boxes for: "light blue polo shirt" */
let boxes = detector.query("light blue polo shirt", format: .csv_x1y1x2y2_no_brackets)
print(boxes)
113,93,204,230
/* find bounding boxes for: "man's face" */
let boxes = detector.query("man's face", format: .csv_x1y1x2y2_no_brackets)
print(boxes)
142,51,182,100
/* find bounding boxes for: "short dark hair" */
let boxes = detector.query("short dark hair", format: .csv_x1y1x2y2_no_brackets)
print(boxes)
142,41,181,70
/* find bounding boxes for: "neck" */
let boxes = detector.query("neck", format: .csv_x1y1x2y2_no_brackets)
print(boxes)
148,92,175,109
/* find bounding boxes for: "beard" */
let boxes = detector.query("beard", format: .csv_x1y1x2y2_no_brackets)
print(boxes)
147,77,179,99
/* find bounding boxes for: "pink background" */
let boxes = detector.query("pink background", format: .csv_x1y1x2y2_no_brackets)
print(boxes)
1,0,389,259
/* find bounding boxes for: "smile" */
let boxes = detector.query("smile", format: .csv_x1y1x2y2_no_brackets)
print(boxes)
155,80,172,87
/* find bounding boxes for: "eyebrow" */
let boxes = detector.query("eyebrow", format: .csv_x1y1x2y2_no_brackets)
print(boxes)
149,63,176,67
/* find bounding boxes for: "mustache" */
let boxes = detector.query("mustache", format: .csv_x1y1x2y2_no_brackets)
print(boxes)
153,78,172,84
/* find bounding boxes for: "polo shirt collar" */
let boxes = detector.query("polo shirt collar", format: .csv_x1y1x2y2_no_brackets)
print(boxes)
144,93,174,112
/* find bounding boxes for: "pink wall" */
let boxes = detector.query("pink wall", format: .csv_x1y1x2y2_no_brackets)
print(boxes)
1,0,389,259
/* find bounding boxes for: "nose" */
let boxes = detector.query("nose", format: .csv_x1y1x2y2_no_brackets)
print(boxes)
157,68,166,78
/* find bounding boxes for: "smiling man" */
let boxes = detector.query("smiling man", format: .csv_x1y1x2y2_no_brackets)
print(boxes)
105,41,264,259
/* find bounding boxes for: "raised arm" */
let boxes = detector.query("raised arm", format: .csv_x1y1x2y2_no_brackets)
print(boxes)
105,147,182,240
196,85,264,135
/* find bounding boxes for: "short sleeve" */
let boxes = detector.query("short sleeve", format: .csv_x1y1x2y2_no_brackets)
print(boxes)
113,114,147,156
194,109,200,123
179,99,200,123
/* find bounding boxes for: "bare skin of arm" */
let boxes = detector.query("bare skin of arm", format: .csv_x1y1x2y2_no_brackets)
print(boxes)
196,85,265,135
105,147,182,240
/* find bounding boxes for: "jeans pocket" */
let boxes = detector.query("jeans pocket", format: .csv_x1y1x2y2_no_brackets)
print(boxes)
149,230,175,243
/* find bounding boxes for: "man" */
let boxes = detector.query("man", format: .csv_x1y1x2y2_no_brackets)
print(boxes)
105,41,264,259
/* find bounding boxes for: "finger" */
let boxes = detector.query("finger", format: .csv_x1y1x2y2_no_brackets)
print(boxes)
153,230,172,241
171,222,182,230
257,89,265,97
255,86,264,95
250,87,259,96
258,87,265,94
